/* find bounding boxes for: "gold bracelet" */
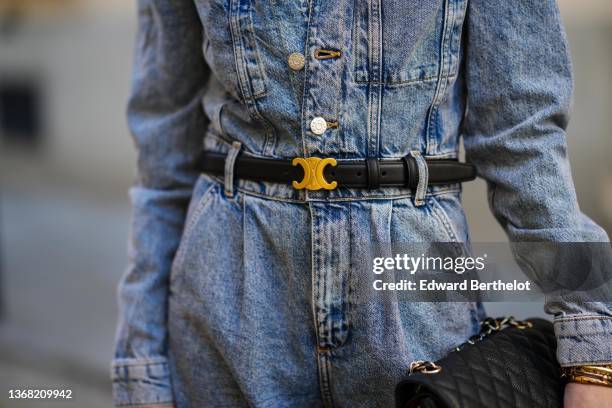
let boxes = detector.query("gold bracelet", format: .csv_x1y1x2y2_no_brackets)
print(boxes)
561,365,612,387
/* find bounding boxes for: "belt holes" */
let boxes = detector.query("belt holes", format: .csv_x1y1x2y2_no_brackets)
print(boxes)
381,171,387,177
314,48,342,60
357,171,362,177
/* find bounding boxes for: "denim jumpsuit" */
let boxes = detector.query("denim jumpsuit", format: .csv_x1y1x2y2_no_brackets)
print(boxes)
112,0,612,406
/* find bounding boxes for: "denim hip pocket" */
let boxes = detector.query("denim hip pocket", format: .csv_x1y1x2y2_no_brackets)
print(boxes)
170,174,219,280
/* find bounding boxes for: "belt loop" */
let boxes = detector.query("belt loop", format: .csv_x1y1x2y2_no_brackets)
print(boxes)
224,141,242,198
409,151,428,207
366,158,380,190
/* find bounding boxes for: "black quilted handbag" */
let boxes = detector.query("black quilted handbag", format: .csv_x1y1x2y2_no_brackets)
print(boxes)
395,317,564,408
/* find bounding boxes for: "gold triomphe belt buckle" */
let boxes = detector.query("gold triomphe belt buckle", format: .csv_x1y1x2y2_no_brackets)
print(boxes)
291,157,337,191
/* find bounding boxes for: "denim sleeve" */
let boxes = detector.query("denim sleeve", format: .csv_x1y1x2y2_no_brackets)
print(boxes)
462,0,612,366
111,0,209,405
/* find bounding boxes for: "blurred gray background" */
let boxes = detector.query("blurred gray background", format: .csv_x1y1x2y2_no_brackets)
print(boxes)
0,0,611,406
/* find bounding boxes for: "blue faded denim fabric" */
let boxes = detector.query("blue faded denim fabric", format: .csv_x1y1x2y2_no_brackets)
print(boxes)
112,0,612,406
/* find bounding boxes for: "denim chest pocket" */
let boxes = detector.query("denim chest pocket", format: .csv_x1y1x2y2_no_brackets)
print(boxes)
228,0,268,100
353,0,467,85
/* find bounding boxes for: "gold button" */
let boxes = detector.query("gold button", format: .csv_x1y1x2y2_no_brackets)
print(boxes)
310,117,328,135
288,52,305,71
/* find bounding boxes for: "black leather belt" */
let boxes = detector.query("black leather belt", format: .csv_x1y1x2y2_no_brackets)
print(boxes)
202,152,477,191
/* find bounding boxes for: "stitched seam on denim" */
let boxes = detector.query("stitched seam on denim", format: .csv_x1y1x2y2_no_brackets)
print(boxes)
321,210,331,348
236,186,461,203
218,149,461,161
182,181,217,237
229,1,262,105
247,9,269,98
346,202,354,344
325,353,335,407
205,130,461,160
555,318,612,337
450,0,467,70
319,352,335,407
554,316,612,322
113,378,169,387
251,103,277,156
354,73,458,86
112,360,168,368
428,201,456,242
355,75,445,86
111,366,170,382
315,208,323,347
559,360,612,367
557,333,612,339
229,0,252,103
365,0,382,158
228,0,276,155
309,203,320,346
425,0,453,155
328,203,350,349
317,353,327,404
229,0,267,100
172,182,218,269
322,8,350,132
310,206,334,407
428,196,461,244
303,0,314,157
231,184,461,203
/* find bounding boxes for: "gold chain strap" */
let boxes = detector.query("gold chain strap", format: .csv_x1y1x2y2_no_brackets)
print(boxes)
409,361,442,375
409,316,532,375
454,316,532,352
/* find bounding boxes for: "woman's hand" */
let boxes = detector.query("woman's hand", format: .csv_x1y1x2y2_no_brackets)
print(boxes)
564,382,612,408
